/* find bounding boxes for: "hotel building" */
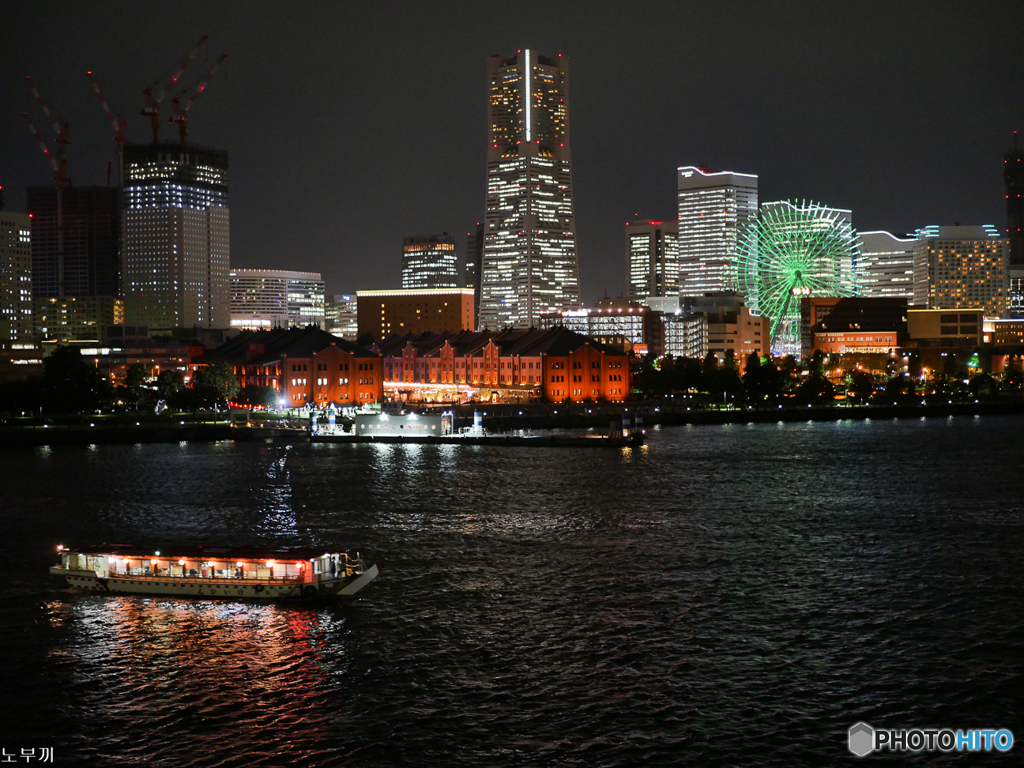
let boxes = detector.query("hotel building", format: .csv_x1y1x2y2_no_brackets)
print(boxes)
229,269,325,330
912,225,1008,317
121,143,230,332
479,50,579,329
677,167,758,296
357,288,475,340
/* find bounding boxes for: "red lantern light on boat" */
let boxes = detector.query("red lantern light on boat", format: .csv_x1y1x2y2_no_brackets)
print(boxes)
236,561,244,567
266,560,275,567
178,559,186,566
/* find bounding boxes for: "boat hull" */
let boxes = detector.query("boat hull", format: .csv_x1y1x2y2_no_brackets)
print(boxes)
50,564,379,600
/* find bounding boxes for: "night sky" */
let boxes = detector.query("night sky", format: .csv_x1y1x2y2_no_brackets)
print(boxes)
2,1,1022,305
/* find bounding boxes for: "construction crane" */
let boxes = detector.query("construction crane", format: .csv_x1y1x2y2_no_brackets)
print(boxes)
141,35,207,143
86,71,128,144
169,52,227,142
24,76,70,296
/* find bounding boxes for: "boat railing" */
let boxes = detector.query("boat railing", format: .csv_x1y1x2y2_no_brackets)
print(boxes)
107,572,305,585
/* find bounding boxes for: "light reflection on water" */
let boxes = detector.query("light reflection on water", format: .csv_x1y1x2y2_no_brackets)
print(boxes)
2,417,1024,766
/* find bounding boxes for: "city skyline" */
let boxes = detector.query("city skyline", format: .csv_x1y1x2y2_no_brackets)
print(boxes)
1,2,1022,306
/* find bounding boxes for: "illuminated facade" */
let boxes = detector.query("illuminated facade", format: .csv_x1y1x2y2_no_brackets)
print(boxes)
229,269,325,330
626,219,678,302
479,50,579,329
122,143,230,331
800,297,907,357
912,226,1008,317
356,288,474,340
677,167,758,297
402,233,458,289
858,231,916,303
195,325,383,407
374,327,630,404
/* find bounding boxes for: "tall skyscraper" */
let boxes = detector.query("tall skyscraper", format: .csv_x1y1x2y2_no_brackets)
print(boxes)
402,233,459,289
626,219,678,302
857,231,916,303
677,167,758,297
464,222,484,328
479,50,579,330
122,143,230,332
229,269,325,330
0,211,33,346
912,225,1008,317
27,186,120,300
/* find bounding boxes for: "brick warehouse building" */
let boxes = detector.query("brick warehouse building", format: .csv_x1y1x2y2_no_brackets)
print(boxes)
195,326,383,406
372,326,630,404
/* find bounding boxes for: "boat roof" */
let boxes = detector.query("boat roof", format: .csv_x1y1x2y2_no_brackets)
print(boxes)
65,544,354,561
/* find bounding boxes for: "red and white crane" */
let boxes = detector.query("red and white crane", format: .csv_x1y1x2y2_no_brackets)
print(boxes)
86,71,128,144
169,52,227,142
141,35,207,143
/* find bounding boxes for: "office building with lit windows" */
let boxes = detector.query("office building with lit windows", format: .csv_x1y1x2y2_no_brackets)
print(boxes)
229,269,325,330
1,211,33,344
626,219,678,302
326,294,358,339
122,143,230,332
857,231,916,303
677,166,758,296
479,50,579,329
402,233,459,289
0,211,40,377
912,225,1008,317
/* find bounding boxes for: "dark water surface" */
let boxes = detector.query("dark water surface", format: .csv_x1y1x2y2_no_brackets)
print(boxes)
0,416,1022,766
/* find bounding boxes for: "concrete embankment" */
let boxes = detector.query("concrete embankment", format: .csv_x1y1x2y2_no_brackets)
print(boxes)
452,400,1024,433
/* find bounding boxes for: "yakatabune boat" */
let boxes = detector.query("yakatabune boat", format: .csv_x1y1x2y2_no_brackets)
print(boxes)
50,544,379,600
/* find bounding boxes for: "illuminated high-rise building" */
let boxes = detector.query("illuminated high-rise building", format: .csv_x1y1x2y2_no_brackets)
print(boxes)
229,269,325,330
626,219,678,302
677,166,758,297
912,225,1008,317
0,211,33,345
402,233,458,289
479,50,579,330
857,231,916,303
121,143,230,332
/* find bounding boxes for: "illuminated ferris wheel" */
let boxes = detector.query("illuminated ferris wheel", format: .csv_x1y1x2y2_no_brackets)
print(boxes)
736,200,859,356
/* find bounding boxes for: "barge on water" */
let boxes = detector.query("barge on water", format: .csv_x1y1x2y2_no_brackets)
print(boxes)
310,410,645,448
50,544,378,600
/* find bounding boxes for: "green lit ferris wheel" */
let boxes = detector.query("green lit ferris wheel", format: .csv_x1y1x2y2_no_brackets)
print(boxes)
736,200,859,356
